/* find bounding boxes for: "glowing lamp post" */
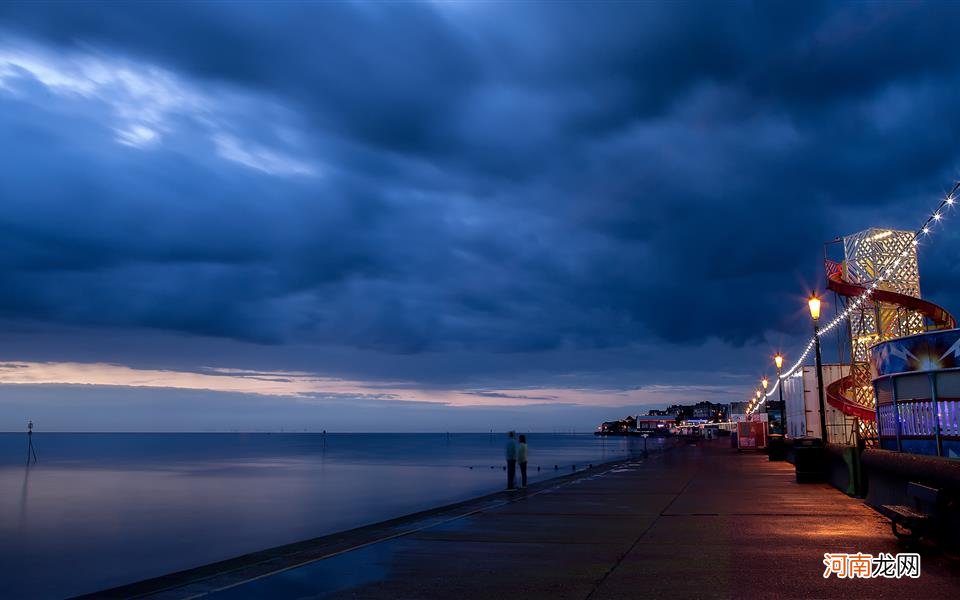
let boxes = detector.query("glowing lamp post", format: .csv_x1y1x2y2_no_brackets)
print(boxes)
809,294,828,442
774,353,787,436
760,378,768,423
807,295,821,321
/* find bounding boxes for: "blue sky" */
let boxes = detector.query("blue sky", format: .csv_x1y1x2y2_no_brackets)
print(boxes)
1,1,960,431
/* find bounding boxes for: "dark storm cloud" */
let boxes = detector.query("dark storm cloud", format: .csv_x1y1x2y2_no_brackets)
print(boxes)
1,0,960,364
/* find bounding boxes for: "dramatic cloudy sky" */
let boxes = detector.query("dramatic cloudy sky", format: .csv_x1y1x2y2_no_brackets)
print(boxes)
1,1,959,431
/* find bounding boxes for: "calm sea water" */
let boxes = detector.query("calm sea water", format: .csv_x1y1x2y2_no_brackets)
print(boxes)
0,432,653,598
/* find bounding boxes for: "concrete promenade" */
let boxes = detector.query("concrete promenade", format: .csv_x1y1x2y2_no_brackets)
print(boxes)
106,439,959,599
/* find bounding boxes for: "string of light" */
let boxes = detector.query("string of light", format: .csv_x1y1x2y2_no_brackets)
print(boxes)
747,182,960,414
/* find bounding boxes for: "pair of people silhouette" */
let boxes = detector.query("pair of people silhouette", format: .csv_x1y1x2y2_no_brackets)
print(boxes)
504,431,528,490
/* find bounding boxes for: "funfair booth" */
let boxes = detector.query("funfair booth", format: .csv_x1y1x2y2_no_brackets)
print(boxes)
871,328,960,459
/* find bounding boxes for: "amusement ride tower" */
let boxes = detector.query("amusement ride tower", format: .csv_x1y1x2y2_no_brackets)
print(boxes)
825,227,956,442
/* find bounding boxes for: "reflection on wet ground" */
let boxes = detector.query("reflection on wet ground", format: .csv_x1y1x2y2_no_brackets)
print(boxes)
199,442,960,600
210,542,394,599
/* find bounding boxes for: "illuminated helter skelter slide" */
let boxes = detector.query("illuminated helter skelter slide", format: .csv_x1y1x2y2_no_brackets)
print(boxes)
824,228,956,438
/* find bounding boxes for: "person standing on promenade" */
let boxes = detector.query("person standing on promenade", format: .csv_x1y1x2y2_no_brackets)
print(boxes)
505,431,518,489
518,434,528,489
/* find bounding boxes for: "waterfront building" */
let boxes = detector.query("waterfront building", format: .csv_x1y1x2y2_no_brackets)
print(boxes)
728,401,749,422
598,420,629,434
599,402,727,434
692,401,727,421
597,415,639,434
634,415,675,432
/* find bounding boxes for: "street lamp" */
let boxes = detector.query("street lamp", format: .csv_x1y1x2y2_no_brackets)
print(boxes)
774,353,786,436
760,377,769,424
808,295,821,320
809,294,828,442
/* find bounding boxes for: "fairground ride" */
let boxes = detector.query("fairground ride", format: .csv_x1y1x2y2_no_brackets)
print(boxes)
824,227,956,442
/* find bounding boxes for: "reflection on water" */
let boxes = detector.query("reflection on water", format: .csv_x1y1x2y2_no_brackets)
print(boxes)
18,462,31,532
0,432,647,598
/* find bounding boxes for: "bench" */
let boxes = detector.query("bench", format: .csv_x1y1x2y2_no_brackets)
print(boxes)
879,482,942,545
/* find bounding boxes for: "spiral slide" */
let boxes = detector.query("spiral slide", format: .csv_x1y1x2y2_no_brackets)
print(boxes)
824,260,957,421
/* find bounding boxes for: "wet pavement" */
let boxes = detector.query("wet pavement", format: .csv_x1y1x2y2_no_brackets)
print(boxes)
115,439,960,599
